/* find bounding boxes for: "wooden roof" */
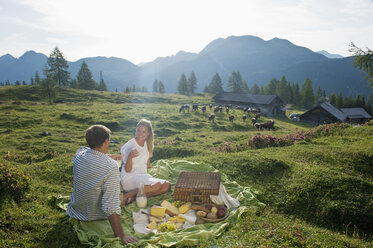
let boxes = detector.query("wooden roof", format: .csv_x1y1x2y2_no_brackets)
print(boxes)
300,102,346,122
340,108,372,119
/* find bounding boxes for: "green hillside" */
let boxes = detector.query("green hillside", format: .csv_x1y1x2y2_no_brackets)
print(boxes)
0,86,372,247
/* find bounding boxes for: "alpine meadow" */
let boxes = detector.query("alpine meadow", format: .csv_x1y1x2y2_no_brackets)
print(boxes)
0,85,372,247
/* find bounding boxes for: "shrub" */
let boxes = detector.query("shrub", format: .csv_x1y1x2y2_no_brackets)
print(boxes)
248,123,351,149
0,162,31,202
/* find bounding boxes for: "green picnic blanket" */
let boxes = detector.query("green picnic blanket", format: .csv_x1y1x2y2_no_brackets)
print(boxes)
57,159,265,247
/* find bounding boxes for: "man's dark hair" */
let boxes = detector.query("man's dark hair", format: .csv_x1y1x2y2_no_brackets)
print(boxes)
85,125,111,148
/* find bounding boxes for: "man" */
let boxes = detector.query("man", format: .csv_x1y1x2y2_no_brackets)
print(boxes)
67,125,138,245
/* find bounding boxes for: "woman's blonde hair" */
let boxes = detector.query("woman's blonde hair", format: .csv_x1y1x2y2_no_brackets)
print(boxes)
136,119,154,157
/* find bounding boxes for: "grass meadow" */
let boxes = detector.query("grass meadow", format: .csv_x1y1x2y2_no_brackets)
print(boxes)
0,85,372,247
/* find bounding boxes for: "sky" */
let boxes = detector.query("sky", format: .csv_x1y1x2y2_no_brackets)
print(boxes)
0,0,372,64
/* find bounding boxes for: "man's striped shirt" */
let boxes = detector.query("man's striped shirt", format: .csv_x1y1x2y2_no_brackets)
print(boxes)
67,147,121,220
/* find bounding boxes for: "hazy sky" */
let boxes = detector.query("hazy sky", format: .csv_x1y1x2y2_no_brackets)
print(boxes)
0,0,372,64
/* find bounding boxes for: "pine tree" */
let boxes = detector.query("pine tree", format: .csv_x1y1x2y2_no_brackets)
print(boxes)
349,42,373,87
40,66,57,104
15,80,20,86
264,78,279,95
158,81,165,93
98,71,107,91
77,61,97,90
291,83,301,105
187,71,197,93
344,95,354,108
336,93,344,109
70,79,79,89
250,83,260,94
227,71,245,93
328,93,337,106
315,86,324,103
366,93,373,114
276,76,289,103
177,73,188,94
287,82,294,104
47,46,70,87
125,86,130,93
35,72,41,84
242,80,250,93
354,95,365,108
300,78,315,108
132,84,136,92
152,80,159,92
30,77,35,85
208,72,224,94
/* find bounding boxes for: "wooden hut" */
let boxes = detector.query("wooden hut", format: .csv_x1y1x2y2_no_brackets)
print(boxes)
299,102,346,125
212,92,285,117
340,108,372,124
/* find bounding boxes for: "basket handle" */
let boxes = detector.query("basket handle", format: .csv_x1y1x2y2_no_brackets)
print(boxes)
190,190,202,204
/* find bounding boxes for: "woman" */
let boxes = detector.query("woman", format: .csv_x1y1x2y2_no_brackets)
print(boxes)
120,119,171,205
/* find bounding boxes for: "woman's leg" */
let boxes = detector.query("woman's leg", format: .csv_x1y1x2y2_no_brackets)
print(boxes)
144,182,162,197
144,181,171,197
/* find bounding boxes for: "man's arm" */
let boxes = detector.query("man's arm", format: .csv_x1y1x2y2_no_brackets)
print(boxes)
108,214,138,245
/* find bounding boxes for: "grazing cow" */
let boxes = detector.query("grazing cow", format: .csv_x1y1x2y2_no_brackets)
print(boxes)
202,105,206,113
229,115,234,122
219,106,223,113
255,119,275,130
251,108,260,114
226,107,229,114
214,106,219,113
39,131,51,136
179,104,190,112
251,117,257,126
208,113,215,122
243,114,247,122
192,104,198,111
209,104,213,110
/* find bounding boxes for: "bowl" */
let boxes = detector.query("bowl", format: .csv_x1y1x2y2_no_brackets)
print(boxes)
199,205,229,223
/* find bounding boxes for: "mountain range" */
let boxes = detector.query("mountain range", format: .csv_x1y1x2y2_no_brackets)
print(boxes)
0,35,371,96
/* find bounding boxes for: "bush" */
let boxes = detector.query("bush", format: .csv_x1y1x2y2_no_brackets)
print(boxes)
0,162,31,202
248,123,351,149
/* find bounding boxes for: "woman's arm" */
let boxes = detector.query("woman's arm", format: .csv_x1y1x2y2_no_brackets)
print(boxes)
146,158,152,169
124,149,138,172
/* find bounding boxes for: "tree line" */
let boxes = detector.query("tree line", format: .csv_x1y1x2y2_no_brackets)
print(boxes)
176,70,372,114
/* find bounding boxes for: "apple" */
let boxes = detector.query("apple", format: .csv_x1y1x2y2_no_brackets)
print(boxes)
217,208,225,218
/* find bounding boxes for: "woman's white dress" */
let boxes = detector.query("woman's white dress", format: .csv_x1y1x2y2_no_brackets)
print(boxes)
120,138,168,191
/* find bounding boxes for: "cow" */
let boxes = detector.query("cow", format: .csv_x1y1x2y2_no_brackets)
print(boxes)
209,104,213,110
201,105,206,113
251,117,257,126
192,104,198,111
243,114,247,122
229,115,234,122
179,104,190,112
226,107,229,114
255,119,275,130
208,113,215,122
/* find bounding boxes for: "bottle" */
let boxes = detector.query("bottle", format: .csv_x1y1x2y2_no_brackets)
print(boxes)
136,183,147,208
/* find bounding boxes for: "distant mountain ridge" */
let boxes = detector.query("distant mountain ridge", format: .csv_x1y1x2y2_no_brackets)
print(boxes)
0,35,371,96
316,50,344,59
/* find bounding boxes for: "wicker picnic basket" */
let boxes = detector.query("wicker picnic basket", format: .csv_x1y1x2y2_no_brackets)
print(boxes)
173,172,220,204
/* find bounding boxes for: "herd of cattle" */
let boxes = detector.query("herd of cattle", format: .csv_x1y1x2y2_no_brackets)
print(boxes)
179,104,275,130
